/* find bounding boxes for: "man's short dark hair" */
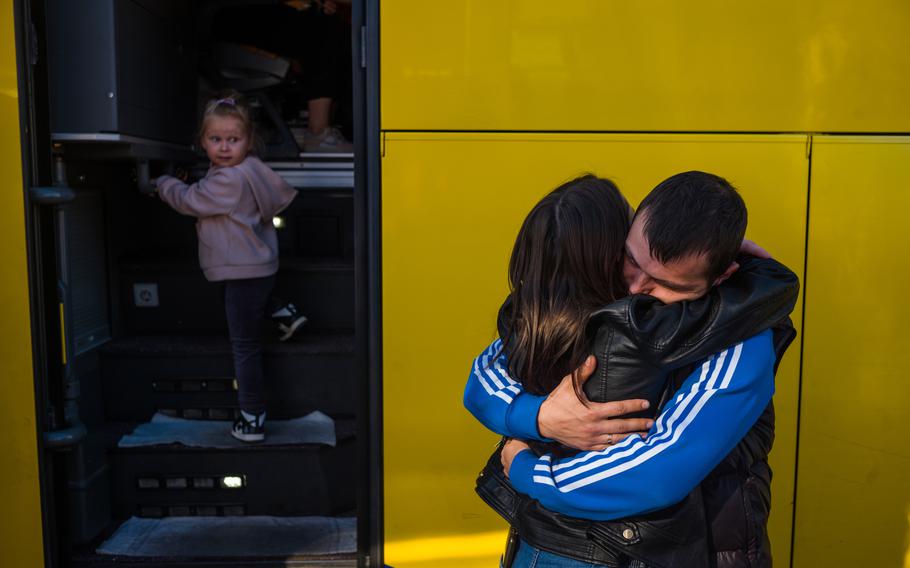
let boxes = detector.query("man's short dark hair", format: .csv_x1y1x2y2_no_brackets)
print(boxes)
636,171,747,282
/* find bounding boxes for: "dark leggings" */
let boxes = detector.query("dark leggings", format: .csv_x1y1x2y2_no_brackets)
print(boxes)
224,274,277,414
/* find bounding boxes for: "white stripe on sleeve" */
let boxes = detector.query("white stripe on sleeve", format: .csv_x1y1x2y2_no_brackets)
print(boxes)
532,343,743,492
547,353,722,476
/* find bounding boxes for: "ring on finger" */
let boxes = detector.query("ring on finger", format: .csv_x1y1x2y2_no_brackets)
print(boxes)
606,433,613,445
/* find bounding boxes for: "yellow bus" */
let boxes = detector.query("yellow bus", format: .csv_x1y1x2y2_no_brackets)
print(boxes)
2,1,909,567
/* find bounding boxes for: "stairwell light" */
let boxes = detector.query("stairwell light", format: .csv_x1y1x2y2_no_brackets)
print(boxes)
221,476,245,489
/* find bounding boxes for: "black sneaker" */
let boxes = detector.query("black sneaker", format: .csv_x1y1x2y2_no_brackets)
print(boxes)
271,302,308,342
231,411,266,443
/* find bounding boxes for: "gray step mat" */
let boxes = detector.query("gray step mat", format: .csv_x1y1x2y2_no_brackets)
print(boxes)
97,515,356,557
118,412,335,448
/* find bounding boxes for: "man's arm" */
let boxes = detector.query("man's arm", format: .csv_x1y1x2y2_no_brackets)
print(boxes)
464,340,654,447
504,330,776,520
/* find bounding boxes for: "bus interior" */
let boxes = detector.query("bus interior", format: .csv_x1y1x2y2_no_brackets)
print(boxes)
29,0,363,565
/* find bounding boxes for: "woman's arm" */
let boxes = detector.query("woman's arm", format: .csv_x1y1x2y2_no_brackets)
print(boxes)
464,340,654,447
504,330,776,520
463,339,549,441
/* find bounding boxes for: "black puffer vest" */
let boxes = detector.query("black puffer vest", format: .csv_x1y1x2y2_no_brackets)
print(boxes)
476,256,799,568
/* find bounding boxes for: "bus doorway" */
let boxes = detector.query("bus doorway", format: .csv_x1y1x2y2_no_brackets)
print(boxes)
19,0,375,565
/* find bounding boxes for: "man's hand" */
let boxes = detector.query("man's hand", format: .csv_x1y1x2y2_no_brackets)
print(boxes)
501,438,530,478
537,356,654,451
740,239,772,259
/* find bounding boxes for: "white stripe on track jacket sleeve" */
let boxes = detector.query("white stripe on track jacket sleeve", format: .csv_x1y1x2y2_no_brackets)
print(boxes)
463,338,550,441
505,330,776,520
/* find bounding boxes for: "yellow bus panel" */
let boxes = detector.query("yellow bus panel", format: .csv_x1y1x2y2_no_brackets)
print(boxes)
0,2,45,565
382,133,808,567
381,0,910,133
794,136,910,567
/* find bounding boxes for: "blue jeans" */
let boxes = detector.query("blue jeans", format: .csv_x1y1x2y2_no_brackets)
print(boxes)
509,540,603,568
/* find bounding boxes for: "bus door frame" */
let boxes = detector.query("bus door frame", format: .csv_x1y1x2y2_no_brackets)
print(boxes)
353,0,384,566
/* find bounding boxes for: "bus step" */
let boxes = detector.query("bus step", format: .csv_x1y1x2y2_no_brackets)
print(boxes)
100,333,356,421
108,418,356,519
94,515,356,559
119,258,355,334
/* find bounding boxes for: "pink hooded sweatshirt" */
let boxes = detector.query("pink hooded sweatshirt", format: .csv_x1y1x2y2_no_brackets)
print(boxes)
157,156,297,282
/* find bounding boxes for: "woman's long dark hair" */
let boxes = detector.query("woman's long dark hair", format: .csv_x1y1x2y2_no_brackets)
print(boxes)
502,174,631,398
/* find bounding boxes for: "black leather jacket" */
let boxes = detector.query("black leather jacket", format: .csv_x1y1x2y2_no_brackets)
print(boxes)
476,256,799,567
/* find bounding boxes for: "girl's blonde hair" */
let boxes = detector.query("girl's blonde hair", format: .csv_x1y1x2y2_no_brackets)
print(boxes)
198,90,259,153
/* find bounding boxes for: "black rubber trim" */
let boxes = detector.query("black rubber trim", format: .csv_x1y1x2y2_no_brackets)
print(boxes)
352,1,384,567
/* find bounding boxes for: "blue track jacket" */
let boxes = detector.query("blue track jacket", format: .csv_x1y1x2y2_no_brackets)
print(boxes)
463,329,776,520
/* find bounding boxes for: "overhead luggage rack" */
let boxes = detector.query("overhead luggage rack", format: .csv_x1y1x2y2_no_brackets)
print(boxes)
51,133,197,163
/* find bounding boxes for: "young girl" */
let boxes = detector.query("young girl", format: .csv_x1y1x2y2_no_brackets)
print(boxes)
156,92,304,442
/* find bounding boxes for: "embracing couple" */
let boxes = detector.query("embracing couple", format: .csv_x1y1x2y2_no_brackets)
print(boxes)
464,171,799,568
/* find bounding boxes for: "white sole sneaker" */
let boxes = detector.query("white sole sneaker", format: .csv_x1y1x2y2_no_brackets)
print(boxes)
231,412,266,443
231,428,265,443
278,315,308,342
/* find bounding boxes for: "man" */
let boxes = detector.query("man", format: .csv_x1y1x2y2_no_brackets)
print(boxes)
464,171,796,566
